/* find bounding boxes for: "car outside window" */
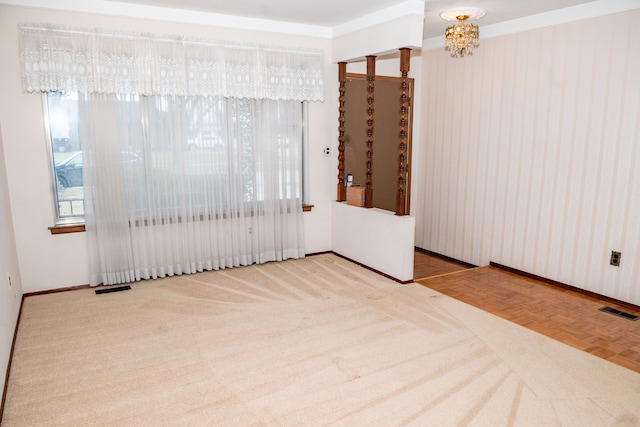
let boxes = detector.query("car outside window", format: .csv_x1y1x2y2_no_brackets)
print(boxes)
45,92,84,224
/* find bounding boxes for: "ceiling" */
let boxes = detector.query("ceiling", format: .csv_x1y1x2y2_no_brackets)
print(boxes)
105,0,600,39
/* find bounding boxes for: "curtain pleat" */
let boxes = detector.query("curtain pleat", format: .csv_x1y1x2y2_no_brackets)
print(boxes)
80,94,305,286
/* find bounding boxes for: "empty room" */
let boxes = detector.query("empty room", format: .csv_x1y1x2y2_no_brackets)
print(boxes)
1,0,639,424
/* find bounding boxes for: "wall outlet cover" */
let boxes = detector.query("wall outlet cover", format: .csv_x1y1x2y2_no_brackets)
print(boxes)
610,251,621,267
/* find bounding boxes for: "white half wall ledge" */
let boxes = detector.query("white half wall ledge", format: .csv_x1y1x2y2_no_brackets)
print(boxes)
331,201,415,282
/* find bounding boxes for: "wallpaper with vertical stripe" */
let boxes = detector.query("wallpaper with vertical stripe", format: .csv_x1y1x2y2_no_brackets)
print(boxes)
416,10,640,305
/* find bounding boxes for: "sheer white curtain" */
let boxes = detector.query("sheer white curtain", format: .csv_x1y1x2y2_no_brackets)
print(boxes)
19,24,324,100
80,94,305,285
19,23,322,286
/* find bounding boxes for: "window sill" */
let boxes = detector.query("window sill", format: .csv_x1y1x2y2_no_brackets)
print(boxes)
49,205,312,234
49,224,86,234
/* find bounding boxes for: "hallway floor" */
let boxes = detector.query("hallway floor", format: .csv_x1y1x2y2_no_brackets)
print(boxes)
414,249,640,373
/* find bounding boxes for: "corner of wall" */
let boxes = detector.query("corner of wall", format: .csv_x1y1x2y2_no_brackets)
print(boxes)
0,120,24,407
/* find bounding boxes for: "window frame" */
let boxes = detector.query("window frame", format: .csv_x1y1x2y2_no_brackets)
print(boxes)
43,92,86,227
45,93,313,232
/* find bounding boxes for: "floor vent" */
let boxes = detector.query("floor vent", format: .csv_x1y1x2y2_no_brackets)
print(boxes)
599,306,639,321
95,285,132,295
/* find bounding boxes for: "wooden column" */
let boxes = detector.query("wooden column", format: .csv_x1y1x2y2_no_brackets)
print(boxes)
365,56,376,208
396,48,411,216
337,62,347,202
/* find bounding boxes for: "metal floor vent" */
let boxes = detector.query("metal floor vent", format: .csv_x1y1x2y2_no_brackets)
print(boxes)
599,306,639,321
95,285,132,295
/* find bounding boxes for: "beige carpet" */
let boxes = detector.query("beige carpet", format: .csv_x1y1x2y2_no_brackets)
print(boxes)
3,254,640,426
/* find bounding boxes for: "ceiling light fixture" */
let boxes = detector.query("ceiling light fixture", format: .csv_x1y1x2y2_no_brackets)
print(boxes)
439,7,486,58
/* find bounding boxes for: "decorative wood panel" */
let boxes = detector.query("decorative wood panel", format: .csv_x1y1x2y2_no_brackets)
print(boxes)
365,56,376,208
342,74,414,213
337,62,347,202
396,48,410,216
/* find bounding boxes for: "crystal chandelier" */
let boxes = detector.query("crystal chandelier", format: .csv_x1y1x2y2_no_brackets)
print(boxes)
440,8,486,58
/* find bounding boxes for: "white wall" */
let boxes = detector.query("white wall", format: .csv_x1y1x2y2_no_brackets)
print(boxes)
0,4,336,293
332,202,415,281
416,10,640,305
331,0,423,62
0,121,24,402
332,14,423,63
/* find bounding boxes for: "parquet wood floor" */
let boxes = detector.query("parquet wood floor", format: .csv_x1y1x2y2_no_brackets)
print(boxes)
414,251,640,373
413,250,473,279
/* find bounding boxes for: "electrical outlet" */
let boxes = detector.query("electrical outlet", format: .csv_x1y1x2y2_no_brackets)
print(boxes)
610,251,621,267
322,146,331,157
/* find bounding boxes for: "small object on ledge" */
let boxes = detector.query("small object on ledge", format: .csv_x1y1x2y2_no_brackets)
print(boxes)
346,173,353,187
346,185,365,207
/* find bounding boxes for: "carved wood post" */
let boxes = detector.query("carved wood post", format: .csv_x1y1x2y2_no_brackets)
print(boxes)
337,62,347,202
365,56,376,208
396,48,411,216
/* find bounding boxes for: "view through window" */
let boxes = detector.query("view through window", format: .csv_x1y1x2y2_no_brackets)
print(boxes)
45,92,307,226
46,91,84,223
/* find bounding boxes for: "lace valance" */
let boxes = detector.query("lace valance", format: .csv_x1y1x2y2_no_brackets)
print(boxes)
19,23,324,101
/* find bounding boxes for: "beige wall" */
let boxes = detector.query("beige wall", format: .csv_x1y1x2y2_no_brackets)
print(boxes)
332,201,415,281
416,10,640,305
0,4,337,293
0,121,23,398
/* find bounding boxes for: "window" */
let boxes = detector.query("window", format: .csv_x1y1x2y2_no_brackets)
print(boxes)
45,92,84,224
45,92,308,226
